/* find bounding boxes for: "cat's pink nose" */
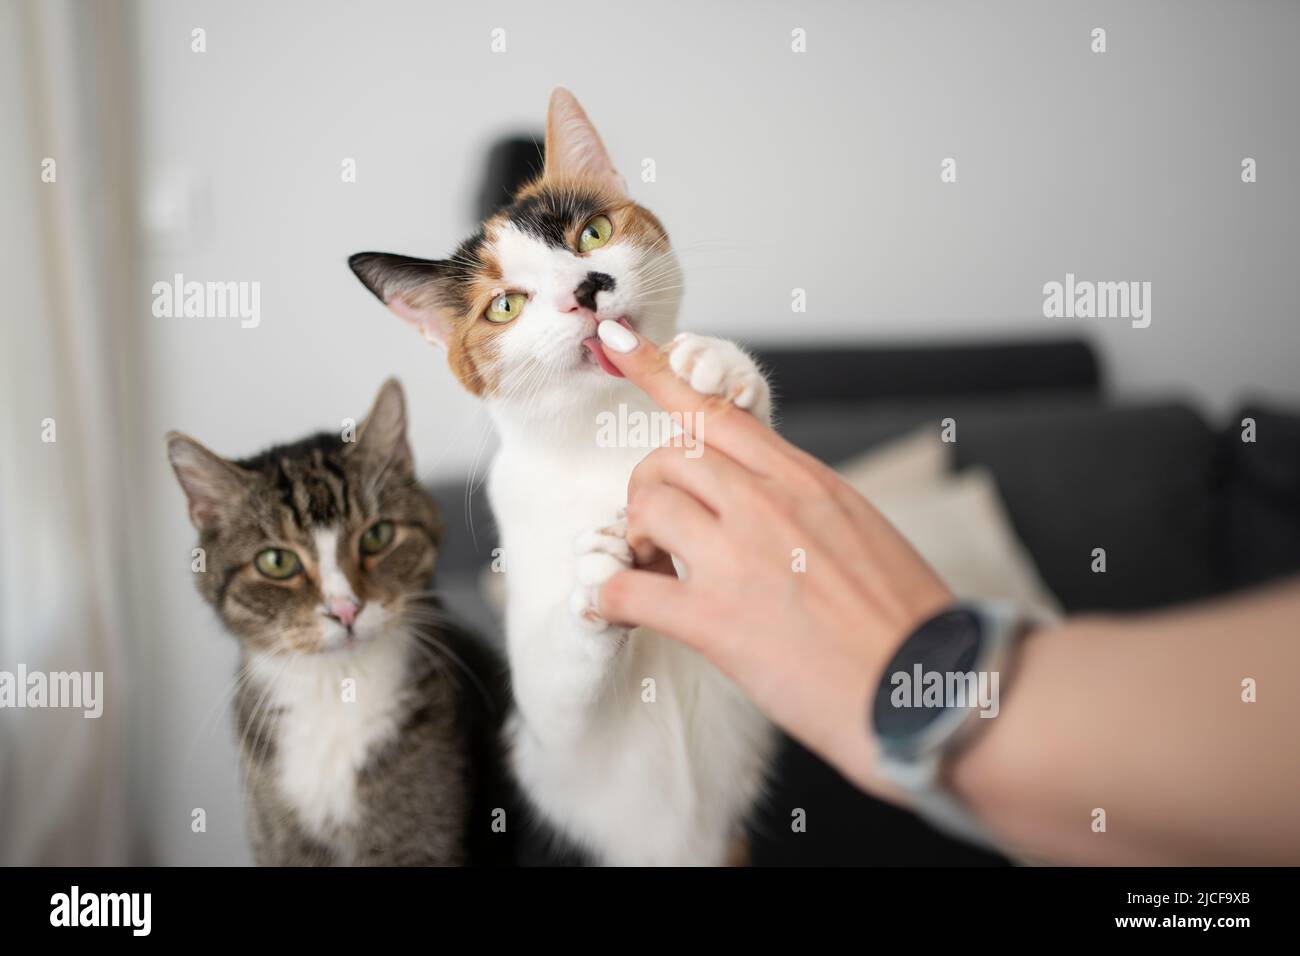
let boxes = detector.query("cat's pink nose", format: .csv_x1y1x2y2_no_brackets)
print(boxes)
326,598,360,628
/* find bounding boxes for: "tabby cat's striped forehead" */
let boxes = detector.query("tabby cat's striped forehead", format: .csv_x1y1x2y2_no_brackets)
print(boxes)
235,432,358,531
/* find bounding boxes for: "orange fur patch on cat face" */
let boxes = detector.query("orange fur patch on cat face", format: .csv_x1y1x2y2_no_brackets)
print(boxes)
439,239,508,396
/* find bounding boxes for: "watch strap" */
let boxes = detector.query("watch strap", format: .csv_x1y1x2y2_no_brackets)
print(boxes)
873,601,1029,854
880,751,1005,852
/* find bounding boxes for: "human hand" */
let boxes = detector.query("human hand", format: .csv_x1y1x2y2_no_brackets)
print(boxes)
593,321,954,792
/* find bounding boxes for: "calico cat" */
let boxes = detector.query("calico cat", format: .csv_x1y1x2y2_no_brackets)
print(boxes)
167,379,510,866
348,90,777,865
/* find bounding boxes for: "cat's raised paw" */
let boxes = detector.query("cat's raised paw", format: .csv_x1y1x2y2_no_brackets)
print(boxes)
570,516,632,632
666,333,771,423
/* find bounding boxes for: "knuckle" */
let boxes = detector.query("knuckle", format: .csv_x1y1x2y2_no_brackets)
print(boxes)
629,446,678,494
642,444,680,472
729,475,766,516
783,455,836,497
791,447,838,483
634,481,676,520
735,476,794,521
697,392,742,431
640,348,680,391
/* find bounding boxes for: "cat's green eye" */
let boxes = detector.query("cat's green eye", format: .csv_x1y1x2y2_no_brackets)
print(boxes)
360,520,395,556
485,292,527,324
578,215,613,253
255,548,302,580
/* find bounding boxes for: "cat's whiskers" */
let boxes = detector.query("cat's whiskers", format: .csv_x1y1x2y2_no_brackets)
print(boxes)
634,279,688,296
461,416,497,549
396,630,454,691
491,351,561,413
635,237,757,282
183,660,259,768
393,604,494,710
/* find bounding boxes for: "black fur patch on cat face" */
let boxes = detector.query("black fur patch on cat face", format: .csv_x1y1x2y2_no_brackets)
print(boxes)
500,186,606,249
433,182,611,313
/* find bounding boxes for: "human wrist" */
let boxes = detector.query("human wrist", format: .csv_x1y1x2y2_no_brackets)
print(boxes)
842,595,961,798
938,620,1055,844
865,600,1037,847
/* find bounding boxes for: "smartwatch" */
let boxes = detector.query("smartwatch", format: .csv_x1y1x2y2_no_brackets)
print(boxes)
870,601,1027,852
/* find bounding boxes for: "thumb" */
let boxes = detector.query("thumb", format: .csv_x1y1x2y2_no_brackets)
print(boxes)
597,567,702,648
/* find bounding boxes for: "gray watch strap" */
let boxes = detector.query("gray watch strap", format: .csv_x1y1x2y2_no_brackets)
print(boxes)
878,751,1005,852
873,601,1028,854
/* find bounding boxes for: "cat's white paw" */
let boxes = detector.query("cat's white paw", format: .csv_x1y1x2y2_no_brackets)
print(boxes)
666,333,771,423
570,514,632,632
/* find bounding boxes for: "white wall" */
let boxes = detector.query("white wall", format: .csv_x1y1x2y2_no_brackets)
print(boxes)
127,0,1300,863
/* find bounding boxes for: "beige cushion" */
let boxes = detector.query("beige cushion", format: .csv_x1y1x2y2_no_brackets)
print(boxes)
837,430,1062,622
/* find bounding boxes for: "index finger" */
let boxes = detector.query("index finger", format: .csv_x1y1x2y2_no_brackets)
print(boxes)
596,320,792,477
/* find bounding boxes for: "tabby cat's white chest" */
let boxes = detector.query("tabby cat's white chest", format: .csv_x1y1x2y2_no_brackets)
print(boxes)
247,639,411,836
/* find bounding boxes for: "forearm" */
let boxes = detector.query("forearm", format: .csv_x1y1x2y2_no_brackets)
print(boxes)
945,580,1300,864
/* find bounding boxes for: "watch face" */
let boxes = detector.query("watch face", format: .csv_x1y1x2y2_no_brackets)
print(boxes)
872,607,983,748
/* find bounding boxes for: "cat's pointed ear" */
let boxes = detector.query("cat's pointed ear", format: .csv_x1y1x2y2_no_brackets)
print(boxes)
166,432,250,532
348,253,456,347
351,377,414,475
544,88,627,195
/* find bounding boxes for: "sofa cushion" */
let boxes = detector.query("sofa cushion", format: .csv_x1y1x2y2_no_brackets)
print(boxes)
753,339,1100,404
775,396,1224,613
1218,405,1300,589
836,429,1062,621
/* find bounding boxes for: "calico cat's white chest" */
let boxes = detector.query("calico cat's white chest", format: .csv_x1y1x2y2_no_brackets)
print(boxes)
247,640,411,837
491,444,638,535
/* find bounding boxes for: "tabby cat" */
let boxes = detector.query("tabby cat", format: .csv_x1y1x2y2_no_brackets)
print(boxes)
167,379,509,865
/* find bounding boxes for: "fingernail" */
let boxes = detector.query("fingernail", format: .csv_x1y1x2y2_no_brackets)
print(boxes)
597,319,638,353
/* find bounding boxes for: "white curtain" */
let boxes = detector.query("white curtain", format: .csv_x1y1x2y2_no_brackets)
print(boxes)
0,0,134,864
